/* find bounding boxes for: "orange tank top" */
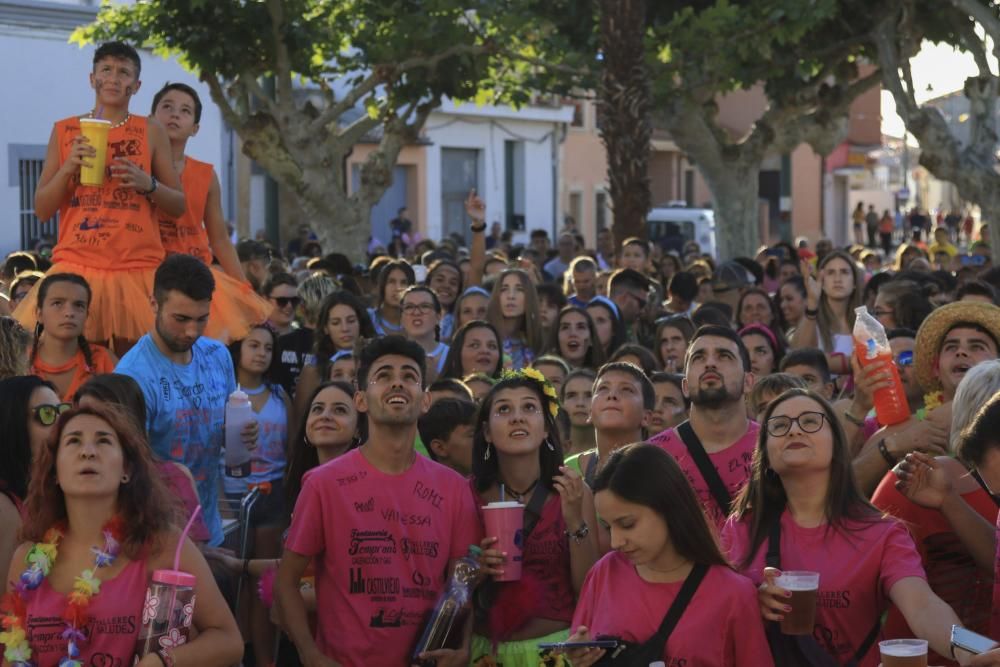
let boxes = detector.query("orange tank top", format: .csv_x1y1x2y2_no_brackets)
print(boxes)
52,115,165,269
158,156,214,264
30,343,116,402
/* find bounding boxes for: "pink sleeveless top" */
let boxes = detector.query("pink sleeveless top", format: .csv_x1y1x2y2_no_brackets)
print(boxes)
25,557,147,664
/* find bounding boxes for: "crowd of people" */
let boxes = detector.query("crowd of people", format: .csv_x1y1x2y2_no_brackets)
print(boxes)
5,39,1000,667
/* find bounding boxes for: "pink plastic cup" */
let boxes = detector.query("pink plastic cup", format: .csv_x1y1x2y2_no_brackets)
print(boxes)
482,501,524,581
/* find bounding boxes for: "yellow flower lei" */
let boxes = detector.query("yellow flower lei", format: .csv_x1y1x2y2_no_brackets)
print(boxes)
506,367,561,419
923,390,944,412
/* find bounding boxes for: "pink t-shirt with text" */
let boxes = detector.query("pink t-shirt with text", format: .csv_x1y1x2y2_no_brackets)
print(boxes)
649,420,759,528
721,510,927,667
571,552,774,666
285,448,481,667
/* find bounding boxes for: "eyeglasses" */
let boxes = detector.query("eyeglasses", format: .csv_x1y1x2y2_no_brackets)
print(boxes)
33,402,72,426
272,296,300,308
402,303,436,315
766,411,827,437
895,350,914,367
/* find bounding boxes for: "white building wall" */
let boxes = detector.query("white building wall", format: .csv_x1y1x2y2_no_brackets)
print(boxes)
422,101,571,245
0,11,227,255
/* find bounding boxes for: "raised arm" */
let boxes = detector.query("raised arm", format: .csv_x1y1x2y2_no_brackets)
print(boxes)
465,190,486,288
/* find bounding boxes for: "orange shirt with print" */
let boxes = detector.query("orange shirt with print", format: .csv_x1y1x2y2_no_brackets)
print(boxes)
31,344,117,402
158,156,214,264
52,115,164,270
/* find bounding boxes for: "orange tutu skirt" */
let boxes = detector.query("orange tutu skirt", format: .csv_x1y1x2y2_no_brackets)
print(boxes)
205,266,274,344
14,262,273,345
14,260,156,344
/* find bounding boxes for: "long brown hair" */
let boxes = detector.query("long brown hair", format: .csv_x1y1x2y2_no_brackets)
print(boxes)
816,251,863,350
731,388,880,570
486,268,544,354
23,403,176,558
593,443,729,568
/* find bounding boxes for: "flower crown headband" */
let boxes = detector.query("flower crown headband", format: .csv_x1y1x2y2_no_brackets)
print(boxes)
500,367,560,419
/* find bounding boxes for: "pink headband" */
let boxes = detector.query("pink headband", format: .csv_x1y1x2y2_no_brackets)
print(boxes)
739,323,779,352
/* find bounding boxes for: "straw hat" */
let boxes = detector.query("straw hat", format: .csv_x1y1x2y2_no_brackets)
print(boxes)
913,301,1000,392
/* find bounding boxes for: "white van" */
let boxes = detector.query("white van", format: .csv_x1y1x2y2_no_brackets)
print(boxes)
646,205,716,258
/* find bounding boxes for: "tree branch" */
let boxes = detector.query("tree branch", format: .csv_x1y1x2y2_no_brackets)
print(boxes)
310,43,488,135
203,74,244,131
951,0,1000,48
266,0,295,120
240,73,281,119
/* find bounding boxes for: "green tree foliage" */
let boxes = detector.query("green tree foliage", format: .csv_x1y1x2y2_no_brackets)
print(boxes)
74,0,542,257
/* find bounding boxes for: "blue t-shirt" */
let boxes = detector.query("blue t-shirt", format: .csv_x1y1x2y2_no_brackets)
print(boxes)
116,335,236,546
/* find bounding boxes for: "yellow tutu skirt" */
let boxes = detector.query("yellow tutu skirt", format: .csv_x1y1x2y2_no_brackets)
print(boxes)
14,262,273,345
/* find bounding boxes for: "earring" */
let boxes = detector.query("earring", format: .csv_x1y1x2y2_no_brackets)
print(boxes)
121,474,130,484
304,434,313,448
545,438,555,452
484,443,491,461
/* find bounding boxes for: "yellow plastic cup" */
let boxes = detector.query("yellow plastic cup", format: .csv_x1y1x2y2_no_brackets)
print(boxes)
79,118,111,187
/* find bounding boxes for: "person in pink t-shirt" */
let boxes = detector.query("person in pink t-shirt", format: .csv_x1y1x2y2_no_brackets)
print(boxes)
649,324,757,529
276,336,480,667
564,443,773,667
5,401,241,667
723,389,972,667
471,370,599,665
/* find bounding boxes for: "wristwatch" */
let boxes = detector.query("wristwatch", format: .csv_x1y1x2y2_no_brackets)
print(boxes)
565,522,590,544
140,175,158,196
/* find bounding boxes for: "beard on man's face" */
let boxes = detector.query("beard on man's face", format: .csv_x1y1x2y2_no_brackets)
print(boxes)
688,382,741,408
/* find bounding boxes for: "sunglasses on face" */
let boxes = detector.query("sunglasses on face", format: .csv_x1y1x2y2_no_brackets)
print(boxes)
33,402,72,426
273,296,301,308
766,411,827,437
895,350,914,367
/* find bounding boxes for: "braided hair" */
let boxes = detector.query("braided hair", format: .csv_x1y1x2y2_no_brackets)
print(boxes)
30,273,94,372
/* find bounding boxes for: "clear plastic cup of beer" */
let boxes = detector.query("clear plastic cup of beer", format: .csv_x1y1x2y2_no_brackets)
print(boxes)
775,570,820,635
878,639,927,667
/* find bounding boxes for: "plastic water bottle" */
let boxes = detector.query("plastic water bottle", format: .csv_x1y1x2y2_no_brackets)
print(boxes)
224,386,253,478
411,545,482,665
853,306,910,426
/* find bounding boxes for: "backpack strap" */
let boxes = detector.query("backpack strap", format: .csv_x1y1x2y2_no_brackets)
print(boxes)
522,483,549,538
676,421,732,517
584,452,599,488
643,563,710,654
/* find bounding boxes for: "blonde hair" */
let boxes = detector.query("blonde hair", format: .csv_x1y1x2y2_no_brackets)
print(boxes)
0,316,29,379
951,360,1000,452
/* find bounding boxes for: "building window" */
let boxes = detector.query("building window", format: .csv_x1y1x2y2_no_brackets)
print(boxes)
17,158,59,249
568,191,583,229
596,191,608,229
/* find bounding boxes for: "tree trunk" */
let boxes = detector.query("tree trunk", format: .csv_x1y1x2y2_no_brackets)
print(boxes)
695,157,763,260
597,0,652,243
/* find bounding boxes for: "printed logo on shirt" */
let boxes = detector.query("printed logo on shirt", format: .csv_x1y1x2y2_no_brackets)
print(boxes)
412,480,445,509
369,608,426,629
817,589,851,609
26,613,139,661
353,497,375,513
814,624,852,661
400,538,439,561
349,568,400,601
78,217,102,231
348,529,397,557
